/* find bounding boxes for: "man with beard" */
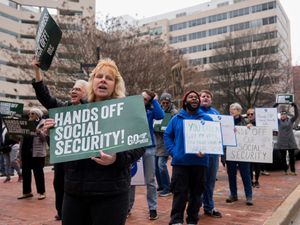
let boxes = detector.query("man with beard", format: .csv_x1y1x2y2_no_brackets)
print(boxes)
164,91,212,225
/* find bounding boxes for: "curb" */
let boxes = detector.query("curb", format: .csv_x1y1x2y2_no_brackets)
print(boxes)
264,183,300,225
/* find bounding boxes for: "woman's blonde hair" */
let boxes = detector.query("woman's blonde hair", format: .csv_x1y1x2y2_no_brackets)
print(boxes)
87,58,126,102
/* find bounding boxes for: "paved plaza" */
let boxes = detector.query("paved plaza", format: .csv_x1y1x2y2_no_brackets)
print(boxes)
1,161,300,225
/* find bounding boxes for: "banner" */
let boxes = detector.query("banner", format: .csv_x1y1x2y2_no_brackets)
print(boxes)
130,158,145,185
255,108,278,131
208,114,236,146
226,126,273,163
153,113,172,132
0,101,23,117
3,118,36,135
184,120,223,155
49,95,151,163
35,8,62,71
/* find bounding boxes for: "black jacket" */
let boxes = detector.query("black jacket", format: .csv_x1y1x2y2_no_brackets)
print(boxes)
32,80,145,196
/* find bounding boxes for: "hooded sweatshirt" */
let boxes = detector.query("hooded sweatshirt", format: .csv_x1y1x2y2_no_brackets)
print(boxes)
164,108,212,166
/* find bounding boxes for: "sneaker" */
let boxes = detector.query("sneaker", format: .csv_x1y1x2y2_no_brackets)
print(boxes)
246,198,253,206
38,193,46,200
17,193,33,200
157,187,163,192
3,177,11,183
289,172,298,176
261,171,270,176
149,210,158,220
159,191,172,197
204,208,222,218
226,196,238,203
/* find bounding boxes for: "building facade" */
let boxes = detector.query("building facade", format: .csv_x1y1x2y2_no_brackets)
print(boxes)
137,0,291,70
0,0,95,111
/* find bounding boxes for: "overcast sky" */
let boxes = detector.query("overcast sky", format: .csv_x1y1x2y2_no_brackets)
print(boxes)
96,0,300,65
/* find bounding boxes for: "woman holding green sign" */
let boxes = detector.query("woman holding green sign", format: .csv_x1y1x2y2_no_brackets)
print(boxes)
43,58,145,225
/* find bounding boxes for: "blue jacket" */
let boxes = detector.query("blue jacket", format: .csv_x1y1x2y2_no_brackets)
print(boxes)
145,99,165,147
199,106,220,115
164,108,212,166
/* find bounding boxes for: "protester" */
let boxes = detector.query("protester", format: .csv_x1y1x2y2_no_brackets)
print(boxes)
128,89,164,220
274,102,299,175
164,90,212,225
199,90,222,218
155,92,177,197
246,108,261,188
18,107,47,200
43,58,145,225
226,103,253,206
32,58,88,220
0,127,21,183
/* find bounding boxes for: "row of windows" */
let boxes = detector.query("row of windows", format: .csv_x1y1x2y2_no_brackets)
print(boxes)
169,16,277,44
178,31,277,55
169,1,276,32
189,46,278,66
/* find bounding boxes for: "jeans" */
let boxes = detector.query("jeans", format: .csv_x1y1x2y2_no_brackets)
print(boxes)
155,156,170,192
202,154,219,212
226,161,252,199
129,147,157,211
63,192,128,225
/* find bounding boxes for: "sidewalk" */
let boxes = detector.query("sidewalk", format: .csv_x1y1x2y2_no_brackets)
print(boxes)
1,161,300,225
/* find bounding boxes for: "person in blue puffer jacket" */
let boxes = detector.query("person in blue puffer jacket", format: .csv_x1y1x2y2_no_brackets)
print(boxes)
164,90,212,225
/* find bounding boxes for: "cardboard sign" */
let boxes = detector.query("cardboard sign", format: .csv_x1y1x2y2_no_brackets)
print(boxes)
276,94,294,104
226,126,273,163
0,101,23,117
208,114,236,146
184,120,223,155
49,95,151,163
35,8,62,71
131,158,145,185
153,113,172,132
3,118,36,135
255,108,279,131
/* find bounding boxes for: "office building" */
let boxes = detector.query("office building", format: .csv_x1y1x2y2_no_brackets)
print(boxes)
0,0,95,111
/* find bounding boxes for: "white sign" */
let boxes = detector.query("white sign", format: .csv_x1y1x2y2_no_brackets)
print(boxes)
255,108,278,131
131,158,145,185
226,126,273,163
184,120,223,155
209,114,236,146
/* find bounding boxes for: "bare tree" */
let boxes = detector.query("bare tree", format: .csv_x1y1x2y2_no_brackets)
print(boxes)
208,29,292,113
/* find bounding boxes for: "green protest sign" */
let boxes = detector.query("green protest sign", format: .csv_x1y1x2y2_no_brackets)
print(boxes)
35,8,62,71
49,95,151,163
0,101,23,117
3,118,36,135
153,113,172,132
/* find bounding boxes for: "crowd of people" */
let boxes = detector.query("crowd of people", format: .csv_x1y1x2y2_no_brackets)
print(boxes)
0,57,299,225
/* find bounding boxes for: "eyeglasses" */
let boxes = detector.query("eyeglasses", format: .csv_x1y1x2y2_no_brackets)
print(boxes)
247,113,254,116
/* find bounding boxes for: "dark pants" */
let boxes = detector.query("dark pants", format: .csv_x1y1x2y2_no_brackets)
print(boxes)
63,192,129,225
22,156,45,194
280,149,296,172
53,163,64,217
250,163,261,182
169,165,206,225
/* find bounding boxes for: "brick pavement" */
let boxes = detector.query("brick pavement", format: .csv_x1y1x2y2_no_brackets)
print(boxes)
0,161,300,225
